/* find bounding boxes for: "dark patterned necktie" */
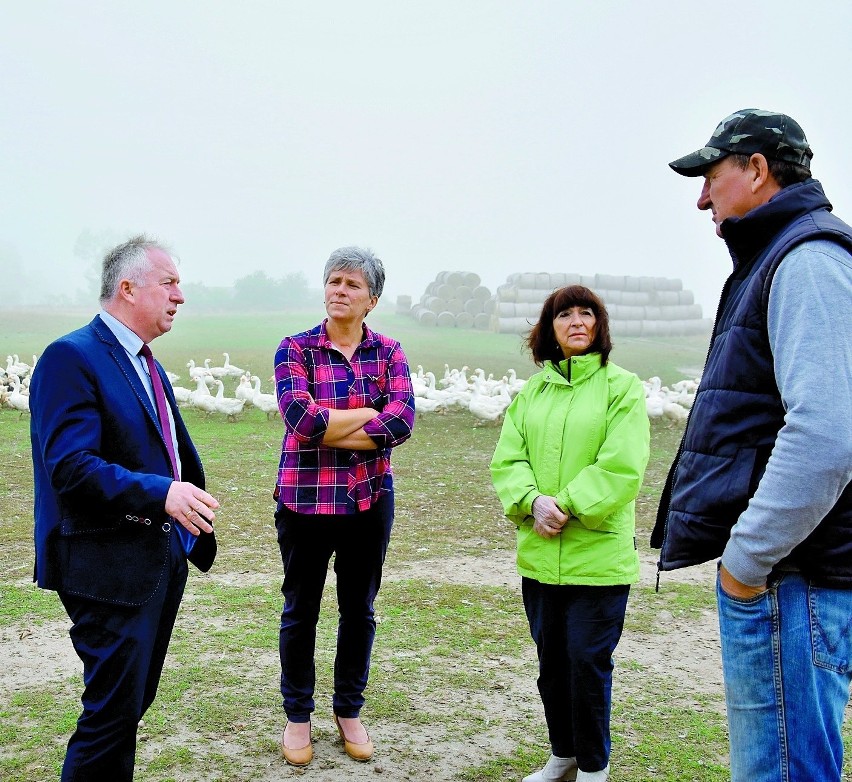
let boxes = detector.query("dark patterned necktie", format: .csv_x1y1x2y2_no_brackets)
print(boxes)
139,344,195,554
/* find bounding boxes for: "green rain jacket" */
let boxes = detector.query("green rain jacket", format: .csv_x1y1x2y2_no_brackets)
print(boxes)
490,353,650,586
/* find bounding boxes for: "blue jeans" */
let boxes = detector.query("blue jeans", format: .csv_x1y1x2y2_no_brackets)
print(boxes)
522,578,629,773
276,493,393,721
717,570,852,782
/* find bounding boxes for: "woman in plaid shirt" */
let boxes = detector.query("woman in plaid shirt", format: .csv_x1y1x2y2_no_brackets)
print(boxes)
274,247,415,767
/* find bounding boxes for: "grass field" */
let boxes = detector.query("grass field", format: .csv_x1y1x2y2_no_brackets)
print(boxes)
2,307,849,781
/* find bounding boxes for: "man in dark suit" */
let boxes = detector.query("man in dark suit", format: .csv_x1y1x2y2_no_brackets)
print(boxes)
30,235,219,780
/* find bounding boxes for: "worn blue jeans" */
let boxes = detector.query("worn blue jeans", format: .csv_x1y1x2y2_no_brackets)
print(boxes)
717,570,852,782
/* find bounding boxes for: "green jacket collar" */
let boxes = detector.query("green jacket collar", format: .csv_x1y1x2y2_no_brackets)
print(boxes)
543,353,603,385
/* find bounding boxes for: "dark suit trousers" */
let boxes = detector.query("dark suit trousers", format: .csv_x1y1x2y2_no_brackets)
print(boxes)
59,531,188,782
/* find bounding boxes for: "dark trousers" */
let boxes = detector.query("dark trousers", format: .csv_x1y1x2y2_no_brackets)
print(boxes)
522,577,629,773
276,493,394,721
58,532,188,782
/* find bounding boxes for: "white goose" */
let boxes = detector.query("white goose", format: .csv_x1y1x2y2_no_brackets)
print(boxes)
212,380,246,421
467,382,507,425
414,395,445,416
7,375,30,415
203,358,229,380
506,368,527,396
250,376,280,420
187,359,215,386
222,352,246,378
235,374,256,404
189,375,217,416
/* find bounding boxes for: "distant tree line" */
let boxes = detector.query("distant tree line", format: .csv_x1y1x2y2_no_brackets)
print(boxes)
181,270,318,311
0,228,321,310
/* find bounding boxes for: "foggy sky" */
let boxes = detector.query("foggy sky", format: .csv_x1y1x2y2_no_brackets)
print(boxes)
2,1,850,316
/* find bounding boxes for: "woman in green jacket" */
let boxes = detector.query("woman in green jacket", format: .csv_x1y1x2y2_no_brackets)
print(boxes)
490,285,649,782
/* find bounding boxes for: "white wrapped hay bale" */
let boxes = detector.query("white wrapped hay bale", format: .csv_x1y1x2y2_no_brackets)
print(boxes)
653,290,681,306
463,298,484,316
416,309,437,327
607,303,646,321
496,284,517,302
620,291,653,306
455,285,473,301
455,311,474,329
598,289,623,305
496,316,536,334
423,296,447,314
655,276,683,291
514,288,550,303
535,272,552,289
611,320,643,337
473,312,491,330
624,276,641,292
445,298,465,315
472,285,491,302
595,274,626,291
436,282,454,300
659,304,703,320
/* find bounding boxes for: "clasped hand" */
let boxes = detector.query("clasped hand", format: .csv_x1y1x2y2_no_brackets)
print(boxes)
531,495,569,538
165,481,220,536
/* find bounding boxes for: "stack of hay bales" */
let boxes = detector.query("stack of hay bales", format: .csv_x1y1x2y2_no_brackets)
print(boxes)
409,271,492,329
490,272,711,336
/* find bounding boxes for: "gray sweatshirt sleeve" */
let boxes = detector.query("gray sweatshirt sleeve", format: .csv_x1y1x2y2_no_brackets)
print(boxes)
721,238,852,586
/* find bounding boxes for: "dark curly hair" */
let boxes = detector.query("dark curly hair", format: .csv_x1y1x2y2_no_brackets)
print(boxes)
526,285,612,366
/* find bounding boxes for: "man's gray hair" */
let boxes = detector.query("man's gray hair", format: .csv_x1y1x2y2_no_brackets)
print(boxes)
99,235,171,304
323,246,385,299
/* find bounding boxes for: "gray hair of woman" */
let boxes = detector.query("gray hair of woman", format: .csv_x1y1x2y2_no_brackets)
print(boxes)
323,246,386,299
100,235,173,304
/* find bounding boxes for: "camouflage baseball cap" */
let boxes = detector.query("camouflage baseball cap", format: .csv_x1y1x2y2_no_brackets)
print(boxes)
669,108,813,177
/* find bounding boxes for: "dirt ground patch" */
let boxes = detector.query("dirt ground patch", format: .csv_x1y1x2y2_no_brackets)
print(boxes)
5,550,723,781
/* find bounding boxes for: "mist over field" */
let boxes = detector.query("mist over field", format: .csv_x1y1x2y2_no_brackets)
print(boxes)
1,2,850,320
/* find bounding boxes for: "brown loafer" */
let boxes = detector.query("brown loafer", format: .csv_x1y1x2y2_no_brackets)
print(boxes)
280,721,313,767
333,713,374,761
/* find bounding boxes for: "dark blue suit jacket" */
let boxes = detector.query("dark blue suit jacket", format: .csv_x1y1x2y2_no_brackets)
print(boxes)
30,315,216,606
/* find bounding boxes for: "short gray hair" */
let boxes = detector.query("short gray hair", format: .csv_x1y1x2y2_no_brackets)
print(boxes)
99,235,171,304
323,246,385,299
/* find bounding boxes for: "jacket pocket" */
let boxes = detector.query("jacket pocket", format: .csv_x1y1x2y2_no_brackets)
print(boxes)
57,516,170,607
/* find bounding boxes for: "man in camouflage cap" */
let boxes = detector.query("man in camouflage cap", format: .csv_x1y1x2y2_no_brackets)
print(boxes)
653,110,852,781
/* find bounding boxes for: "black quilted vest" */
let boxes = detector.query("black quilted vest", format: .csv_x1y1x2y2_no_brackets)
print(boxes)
652,179,852,586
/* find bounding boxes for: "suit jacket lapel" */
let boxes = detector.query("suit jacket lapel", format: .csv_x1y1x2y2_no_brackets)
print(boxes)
91,316,161,431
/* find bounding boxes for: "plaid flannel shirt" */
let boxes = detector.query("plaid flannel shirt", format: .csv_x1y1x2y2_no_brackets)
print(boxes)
274,320,415,514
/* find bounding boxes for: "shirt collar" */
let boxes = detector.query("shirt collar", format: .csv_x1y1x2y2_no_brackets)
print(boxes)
99,309,145,356
315,319,379,350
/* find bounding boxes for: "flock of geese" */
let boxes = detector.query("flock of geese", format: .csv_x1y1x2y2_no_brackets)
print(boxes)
412,365,699,425
2,352,699,427
173,354,279,421
1,354,35,416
